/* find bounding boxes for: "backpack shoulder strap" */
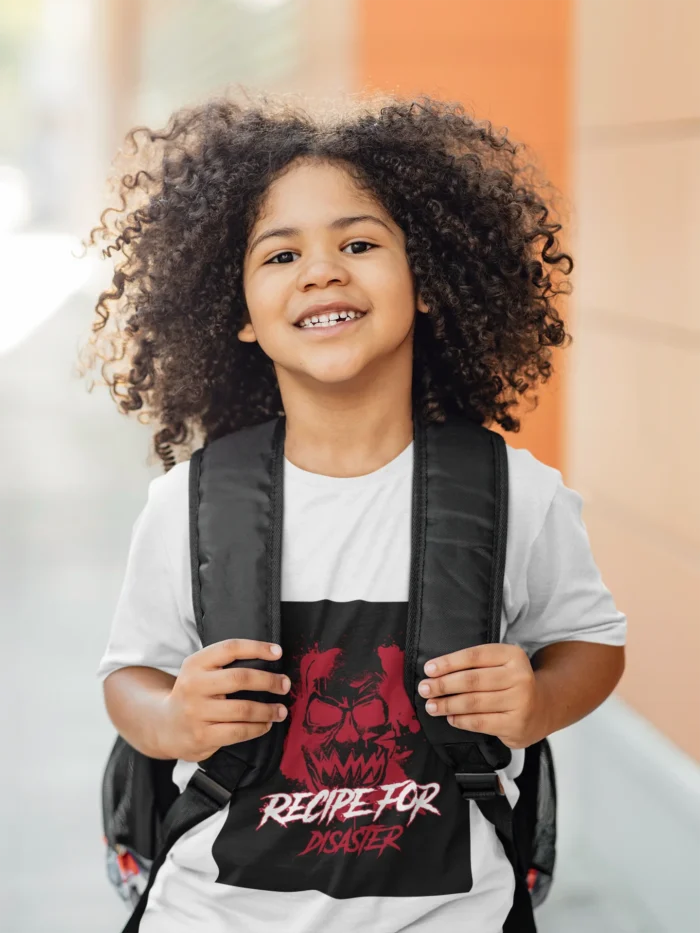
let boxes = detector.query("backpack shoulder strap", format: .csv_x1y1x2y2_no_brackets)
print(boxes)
189,415,288,785
189,416,285,649
120,417,287,931
407,416,536,931
406,414,512,794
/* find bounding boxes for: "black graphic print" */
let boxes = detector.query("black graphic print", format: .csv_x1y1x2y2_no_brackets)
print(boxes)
211,601,474,898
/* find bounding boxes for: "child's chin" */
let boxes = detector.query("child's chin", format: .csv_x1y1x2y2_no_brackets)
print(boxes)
308,367,367,387
295,355,371,386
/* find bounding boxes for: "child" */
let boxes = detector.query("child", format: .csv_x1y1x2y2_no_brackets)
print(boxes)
85,91,627,933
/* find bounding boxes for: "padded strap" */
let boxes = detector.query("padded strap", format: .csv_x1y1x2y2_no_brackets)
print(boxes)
408,415,512,787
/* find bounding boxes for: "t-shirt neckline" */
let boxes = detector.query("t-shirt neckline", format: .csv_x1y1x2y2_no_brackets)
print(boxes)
283,440,413,489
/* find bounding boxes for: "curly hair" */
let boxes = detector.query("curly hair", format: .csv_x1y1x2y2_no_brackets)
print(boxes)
79,89,573,472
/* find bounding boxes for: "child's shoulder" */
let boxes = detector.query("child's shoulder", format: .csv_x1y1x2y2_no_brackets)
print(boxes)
144,457,191,513
132,459,192,571
505,441,562,501
504,442,564,552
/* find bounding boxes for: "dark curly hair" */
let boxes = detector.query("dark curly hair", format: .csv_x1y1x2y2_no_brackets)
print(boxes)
79,89,573,472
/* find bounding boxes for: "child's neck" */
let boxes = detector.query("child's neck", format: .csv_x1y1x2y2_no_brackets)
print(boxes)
283,399,414,480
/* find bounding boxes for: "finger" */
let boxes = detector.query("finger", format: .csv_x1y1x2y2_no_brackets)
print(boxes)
424,644,515,677
204,720,275,747
445,712,511,735
203,667,291,698
202,698,288,724
425,689,518,719
418,665,512,699
195,639,283,670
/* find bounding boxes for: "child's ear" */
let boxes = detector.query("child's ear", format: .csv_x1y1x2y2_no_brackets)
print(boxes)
416,294,430,315
237,320,257,343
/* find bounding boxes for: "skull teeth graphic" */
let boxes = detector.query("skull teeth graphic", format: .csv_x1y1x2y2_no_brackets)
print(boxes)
305,747,387,788
280,642,422,794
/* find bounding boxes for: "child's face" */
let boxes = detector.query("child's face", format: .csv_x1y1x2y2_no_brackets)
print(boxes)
240,158,428,394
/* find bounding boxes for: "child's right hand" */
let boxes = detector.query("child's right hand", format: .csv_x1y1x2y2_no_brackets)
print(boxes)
159,639,291,762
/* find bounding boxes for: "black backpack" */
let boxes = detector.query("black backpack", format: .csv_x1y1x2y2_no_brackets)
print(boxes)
102,414,557,931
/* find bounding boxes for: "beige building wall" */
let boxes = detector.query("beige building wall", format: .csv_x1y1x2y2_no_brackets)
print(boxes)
570,0,700,760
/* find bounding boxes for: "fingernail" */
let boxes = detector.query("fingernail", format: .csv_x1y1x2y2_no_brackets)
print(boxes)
270,644,282,656
418,682,430,697
281,676,291,692
277,705,287,719
426,701,438,714
424,662,437,675
447,715,455,725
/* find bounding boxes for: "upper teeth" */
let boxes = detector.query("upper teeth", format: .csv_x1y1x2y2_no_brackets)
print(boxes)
298,310,365,328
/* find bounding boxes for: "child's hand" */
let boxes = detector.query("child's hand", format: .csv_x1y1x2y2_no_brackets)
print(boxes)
417,644,548,750
160,639,291,762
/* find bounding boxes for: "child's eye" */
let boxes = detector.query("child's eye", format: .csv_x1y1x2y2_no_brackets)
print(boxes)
344,240,376,255
265,241,376,264
266,250,296,265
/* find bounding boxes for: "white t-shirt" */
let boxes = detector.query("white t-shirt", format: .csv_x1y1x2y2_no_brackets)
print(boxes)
98,439,627,933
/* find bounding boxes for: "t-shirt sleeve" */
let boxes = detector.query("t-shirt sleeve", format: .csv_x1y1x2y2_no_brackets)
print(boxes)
96,461,201,682
504,476,627,657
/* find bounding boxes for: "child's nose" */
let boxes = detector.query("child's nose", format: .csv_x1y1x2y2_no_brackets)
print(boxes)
298,256,350,290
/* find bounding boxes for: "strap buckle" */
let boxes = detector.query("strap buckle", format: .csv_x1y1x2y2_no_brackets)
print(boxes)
190,768,233,808
456,772,504,798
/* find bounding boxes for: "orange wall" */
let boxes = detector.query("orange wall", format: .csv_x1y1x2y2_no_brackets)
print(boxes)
355,0,572,472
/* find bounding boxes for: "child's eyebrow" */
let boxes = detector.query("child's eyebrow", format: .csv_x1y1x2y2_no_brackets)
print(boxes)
247,214,393,255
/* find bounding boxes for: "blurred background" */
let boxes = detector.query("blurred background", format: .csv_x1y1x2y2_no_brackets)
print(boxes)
0,1,698,930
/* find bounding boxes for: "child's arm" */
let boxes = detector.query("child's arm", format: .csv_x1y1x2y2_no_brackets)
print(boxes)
418,467,627,747
104,666,176,759
531,639,625,740
104,639,290,761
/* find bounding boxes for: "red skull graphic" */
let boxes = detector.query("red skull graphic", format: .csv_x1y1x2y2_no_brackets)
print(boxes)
280,643,421,792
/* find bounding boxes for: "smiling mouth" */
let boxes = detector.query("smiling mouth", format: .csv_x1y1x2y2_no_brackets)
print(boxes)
296,312,367,333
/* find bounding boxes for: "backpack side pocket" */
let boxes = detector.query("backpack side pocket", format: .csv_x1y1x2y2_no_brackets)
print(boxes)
513,738,557,907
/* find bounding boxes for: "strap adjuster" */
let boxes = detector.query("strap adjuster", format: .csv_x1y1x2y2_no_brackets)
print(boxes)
190,768,233,808
456,772,504,798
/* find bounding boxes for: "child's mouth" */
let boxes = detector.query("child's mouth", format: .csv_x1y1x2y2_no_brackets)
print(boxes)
295,311,367,335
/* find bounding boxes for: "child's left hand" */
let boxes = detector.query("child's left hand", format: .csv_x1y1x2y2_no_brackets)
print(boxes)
418,644,548,750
